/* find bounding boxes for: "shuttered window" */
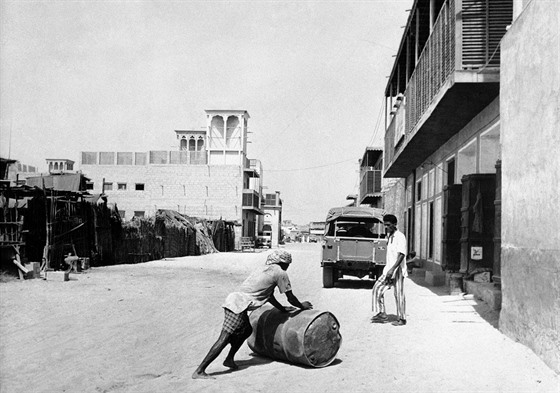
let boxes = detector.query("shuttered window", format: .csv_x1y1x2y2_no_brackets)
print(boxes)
462,0,513,69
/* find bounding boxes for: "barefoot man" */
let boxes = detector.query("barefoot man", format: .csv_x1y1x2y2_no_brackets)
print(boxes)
192,250,313,379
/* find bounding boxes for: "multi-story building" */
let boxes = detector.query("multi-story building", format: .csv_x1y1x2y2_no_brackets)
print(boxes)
357,147,406,228
308,221,325,242
260,191,283,248
0,158,38,186
80,110,264,243
46,159,75,173
358,147,383,208
382,0,512,285
380,0,559,372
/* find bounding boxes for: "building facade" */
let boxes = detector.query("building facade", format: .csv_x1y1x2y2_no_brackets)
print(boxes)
357,147,407,224
80,110,264,242
358,147,383,208
0,158,38,186
380,0,559,372
261,191,283,248
499,0,559,373
46,159,74,173
382,0,511,280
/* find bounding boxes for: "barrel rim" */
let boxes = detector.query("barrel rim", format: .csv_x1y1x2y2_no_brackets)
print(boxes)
301,311,342,368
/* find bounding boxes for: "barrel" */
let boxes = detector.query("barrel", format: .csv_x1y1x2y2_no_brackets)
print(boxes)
247,305,342,368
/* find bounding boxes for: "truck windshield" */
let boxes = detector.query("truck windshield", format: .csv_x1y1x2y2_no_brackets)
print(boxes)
325,218,386,239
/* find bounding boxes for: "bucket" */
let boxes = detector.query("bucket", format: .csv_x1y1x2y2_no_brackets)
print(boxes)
247,305,341,368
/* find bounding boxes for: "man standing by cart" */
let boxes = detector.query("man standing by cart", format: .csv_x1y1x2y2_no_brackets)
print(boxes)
371,214,408,326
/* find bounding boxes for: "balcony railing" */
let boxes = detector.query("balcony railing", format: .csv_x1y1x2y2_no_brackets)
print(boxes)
244,158,261,178
242,189,260,210
405,0,456,140
359,168,382,203
384,0,512,176
81,150,208,166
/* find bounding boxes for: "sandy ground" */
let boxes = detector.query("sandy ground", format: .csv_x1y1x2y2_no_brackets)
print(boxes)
1,243,558,393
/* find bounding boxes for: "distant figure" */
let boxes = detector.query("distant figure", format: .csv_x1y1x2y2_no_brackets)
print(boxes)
371,214,408,326
192,250,313,379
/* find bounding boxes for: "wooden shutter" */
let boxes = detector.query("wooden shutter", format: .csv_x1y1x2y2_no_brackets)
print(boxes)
461,0,513,69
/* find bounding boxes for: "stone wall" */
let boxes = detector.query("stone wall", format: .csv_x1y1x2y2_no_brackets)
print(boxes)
81,163,244,222
499,0,560,373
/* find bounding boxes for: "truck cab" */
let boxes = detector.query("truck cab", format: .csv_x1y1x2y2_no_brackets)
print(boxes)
321,206,387,288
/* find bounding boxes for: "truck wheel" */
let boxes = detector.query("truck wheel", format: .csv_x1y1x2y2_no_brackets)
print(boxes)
323,267,335,288
374,266,385,281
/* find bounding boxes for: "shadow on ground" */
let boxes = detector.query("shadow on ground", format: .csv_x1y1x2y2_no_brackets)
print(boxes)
408,274,499,329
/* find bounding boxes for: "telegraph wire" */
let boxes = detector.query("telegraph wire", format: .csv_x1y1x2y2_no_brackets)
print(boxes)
266,157,357,172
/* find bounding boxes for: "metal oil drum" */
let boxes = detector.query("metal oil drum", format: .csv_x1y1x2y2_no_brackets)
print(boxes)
247,305,342,367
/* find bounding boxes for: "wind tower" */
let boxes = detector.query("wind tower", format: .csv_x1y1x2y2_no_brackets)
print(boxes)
205,110,250,165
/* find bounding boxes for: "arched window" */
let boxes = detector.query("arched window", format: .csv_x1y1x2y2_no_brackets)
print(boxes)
189,137,196,151
54,162,59,170
197,137,204,151
180,138,188,150
226,116,239,147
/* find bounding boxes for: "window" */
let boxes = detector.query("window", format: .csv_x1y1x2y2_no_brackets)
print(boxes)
428,201,434,259
457,139,477,182
134,211,145,218
407,207,413,252
479,123,501,173
406,184,413,205
415,204,422,257
447,157,456,185
135,183,145,191
435,163,443,193
428,169,435,198
434,197,442,263
85,181,94,190
265,194,277,206
416,181,422,202
117,183,127,190
421,202,428,259
103,182,113,191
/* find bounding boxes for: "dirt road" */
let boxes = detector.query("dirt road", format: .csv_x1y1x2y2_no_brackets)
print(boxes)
1,243,558,393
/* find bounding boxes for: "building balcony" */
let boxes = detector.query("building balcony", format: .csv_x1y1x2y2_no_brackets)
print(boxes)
244,158,261,178
359,168,382,205
384,0,512,177
242,189,263,214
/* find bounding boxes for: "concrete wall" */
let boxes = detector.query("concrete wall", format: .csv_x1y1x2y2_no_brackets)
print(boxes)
81,163,243,222
499,0,560,373
382,178,406,231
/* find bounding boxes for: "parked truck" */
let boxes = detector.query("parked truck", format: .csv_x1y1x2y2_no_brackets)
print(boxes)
321,206,388,288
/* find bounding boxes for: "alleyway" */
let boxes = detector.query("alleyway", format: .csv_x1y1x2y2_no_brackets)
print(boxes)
1,243,557,393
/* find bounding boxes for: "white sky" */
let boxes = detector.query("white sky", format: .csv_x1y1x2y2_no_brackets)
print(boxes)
0,0,412,224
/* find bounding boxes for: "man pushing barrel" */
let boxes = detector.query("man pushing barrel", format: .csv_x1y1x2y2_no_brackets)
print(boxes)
192,250,313,379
